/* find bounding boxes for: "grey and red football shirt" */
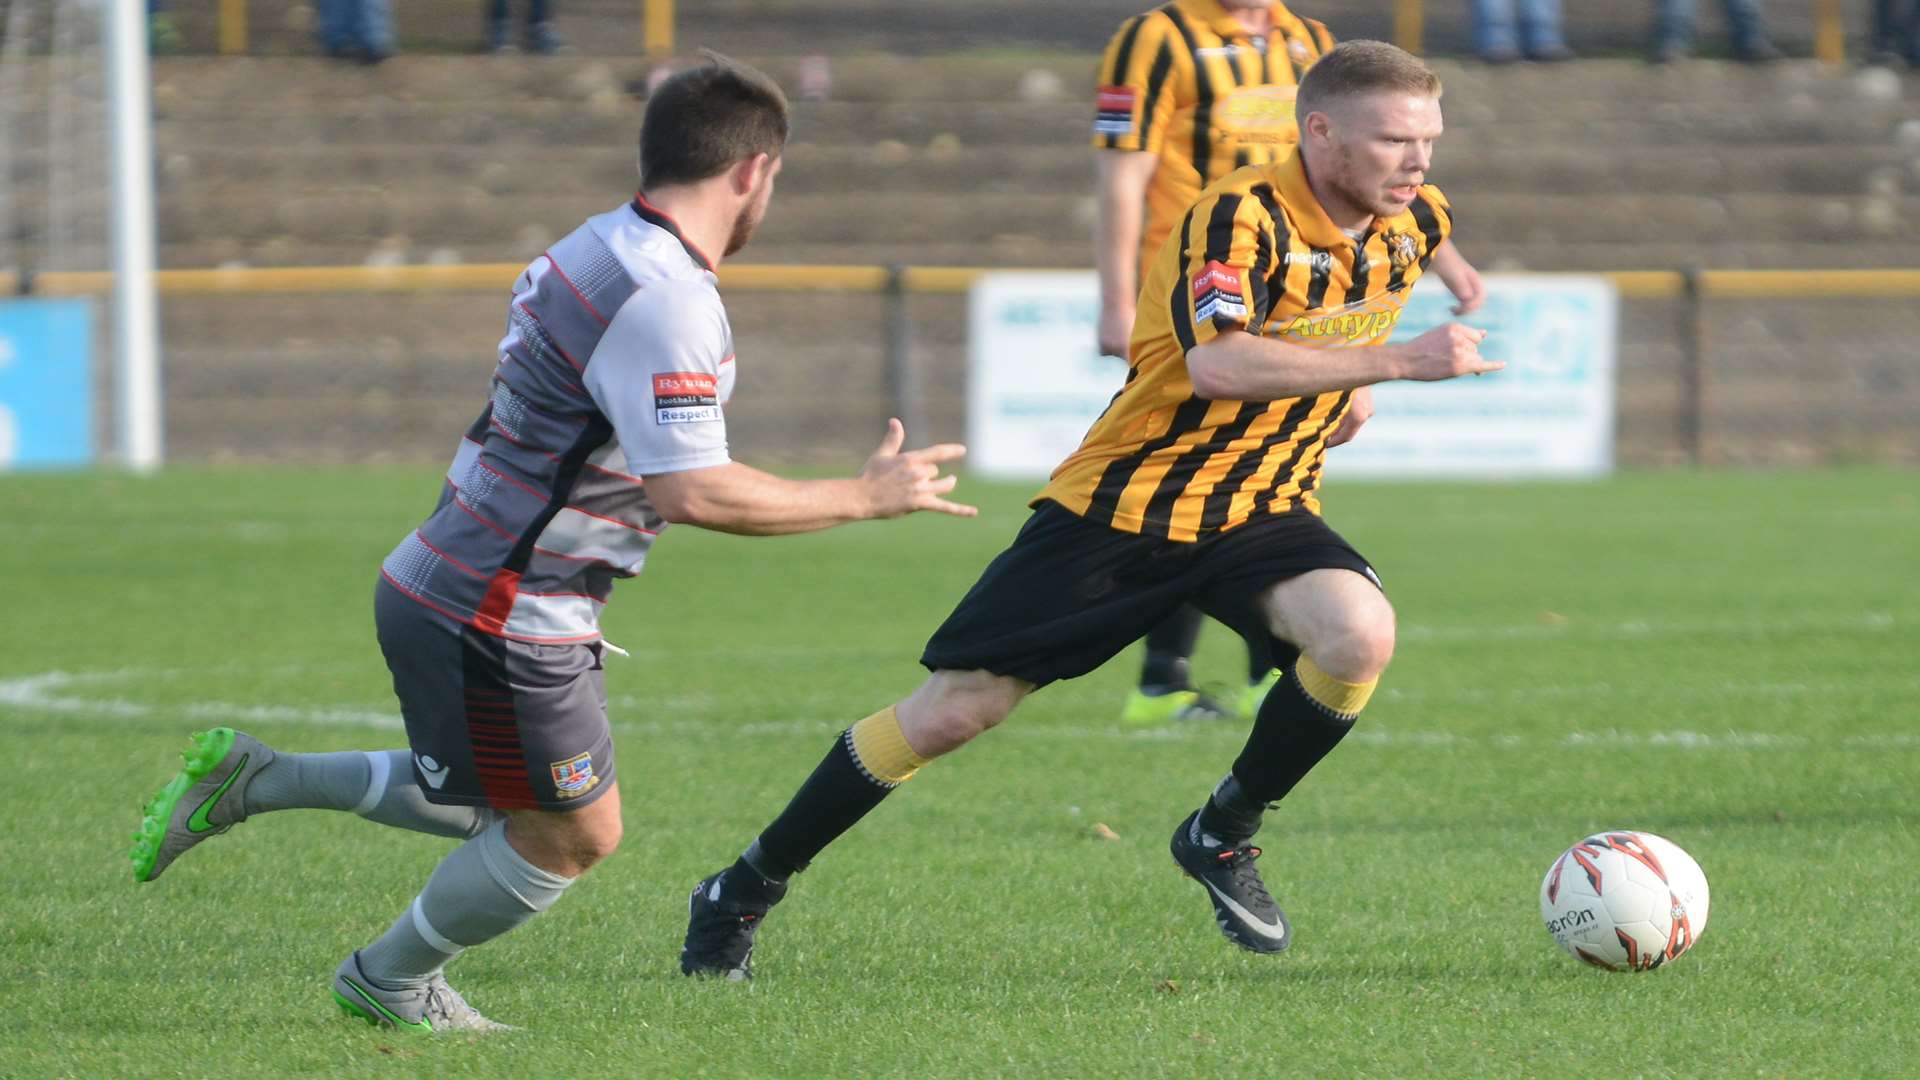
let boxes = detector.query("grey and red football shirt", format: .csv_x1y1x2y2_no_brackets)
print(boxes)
381,195,734,643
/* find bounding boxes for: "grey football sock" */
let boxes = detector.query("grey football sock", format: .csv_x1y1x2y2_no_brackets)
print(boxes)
242,749,494,838
355,750,496,839
243,750,371,815
356,819,574,988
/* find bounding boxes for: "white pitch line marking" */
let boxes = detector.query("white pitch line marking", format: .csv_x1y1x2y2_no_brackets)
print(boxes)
5,668,1915,752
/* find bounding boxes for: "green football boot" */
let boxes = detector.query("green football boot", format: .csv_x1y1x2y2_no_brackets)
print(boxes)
129,727,275,883
1237,670,1283,720
1119,687,1233,727
333,952,509,1033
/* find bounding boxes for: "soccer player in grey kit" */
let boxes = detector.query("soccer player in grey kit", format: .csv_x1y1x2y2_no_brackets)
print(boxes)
129,56,973,1032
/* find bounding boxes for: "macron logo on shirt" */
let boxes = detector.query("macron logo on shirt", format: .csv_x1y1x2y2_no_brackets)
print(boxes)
653,371,721,425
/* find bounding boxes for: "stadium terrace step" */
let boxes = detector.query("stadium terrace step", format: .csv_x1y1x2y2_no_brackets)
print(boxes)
1448,194,1920,247
129,238,1920,278
119,139,1911,209
1476,241,1920,273
146,92,1913,154
152,188,1094,249
144,188,1920,263
133,54,1901,113
147,0,1872,59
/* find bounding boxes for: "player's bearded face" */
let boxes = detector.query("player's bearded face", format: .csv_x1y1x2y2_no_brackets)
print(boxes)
1325,93,1443,220
726,156,781,257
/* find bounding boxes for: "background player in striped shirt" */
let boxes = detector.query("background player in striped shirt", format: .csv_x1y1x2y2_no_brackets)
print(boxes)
684,41,1502,977
1094,0,1489,726
129,56,973,1032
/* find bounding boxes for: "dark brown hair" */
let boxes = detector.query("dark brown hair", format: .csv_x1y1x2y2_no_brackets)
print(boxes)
1295,40,1442,122
639,53,790,188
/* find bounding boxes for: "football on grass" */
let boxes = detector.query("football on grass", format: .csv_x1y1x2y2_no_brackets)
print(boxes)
1540,830,1710,971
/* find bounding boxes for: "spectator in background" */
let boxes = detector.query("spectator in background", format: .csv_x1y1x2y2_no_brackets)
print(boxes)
1869,0,1920,66
1473,0,1574,63
148,0,183,54
487,0,564,54
1652,0,1781,63
317,0,394,63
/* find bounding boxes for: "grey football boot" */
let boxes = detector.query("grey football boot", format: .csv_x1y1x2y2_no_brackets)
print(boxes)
333,951,510,1033
130,727,276,882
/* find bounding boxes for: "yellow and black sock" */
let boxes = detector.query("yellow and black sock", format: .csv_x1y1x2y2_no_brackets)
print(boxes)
1196,656,1377,842
743,707,927,883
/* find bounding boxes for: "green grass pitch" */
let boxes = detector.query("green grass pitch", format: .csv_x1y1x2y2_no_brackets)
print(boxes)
1,466,1915,1077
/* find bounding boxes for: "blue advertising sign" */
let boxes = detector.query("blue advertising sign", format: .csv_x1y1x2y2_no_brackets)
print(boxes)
0,299,96,469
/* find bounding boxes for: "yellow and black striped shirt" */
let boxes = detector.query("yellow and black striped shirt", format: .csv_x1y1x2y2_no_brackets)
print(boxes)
1094,0,1336,270
1040,149,1454,541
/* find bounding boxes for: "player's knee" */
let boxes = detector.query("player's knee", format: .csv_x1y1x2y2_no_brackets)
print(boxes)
569,810,623,868
899,672,1026,757
912,698,1003,754
1314,604,1396,684
539,818,619,875
509,795,622,875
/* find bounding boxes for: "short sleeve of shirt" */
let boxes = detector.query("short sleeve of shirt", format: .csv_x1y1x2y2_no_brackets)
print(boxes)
1167,189,1278,352
582,279,733,476
1093,13,1179,154
1303,17,1336,54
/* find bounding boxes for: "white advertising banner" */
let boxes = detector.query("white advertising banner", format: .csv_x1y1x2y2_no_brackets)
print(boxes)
966,272,1617,480
1328,275,1617,479
966,273,1132,480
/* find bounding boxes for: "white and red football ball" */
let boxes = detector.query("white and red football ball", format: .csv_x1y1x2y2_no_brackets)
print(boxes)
1539,830,1710,971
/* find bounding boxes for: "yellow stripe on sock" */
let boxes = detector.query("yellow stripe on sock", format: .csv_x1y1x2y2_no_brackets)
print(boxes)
1295,657,1377,719
849,706,927,785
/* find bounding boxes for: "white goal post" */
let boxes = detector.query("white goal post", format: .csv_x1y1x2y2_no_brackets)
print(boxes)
105,0,161,470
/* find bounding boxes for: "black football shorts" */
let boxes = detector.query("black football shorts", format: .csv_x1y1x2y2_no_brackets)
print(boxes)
920,500,1378,687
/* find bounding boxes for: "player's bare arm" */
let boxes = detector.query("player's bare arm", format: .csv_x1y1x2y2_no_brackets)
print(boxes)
644,419,974,535
1428,240,1487,315
1094,150,1160,357
1186,322,1499,401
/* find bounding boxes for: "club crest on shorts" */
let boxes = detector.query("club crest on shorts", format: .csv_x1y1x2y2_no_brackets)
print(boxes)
550,752,600,799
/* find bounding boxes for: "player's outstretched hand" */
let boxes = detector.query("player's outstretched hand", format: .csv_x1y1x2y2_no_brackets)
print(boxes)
860,418,977,519
1395,323,1503,381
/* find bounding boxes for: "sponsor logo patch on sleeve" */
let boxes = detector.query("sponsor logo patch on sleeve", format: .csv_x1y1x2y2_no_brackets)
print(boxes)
1191,260,1249,323
1094,84,1138,137
653,371,721,425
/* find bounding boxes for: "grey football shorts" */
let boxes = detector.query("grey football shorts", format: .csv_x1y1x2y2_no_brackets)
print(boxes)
374,576,615,812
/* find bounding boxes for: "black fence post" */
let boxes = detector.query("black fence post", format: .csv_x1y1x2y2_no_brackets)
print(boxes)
884,263,924,441
1680,268,1708,466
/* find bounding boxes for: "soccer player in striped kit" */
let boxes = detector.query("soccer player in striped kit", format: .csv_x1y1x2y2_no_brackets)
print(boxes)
1094,0,1488,726
684,41,1500,977
129,56,973,1031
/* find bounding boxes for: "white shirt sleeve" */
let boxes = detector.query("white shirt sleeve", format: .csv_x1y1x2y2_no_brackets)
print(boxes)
582,279,733,476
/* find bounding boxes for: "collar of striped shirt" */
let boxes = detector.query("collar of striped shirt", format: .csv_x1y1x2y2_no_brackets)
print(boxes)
1271,146,1380,250
1181,0,1286,35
